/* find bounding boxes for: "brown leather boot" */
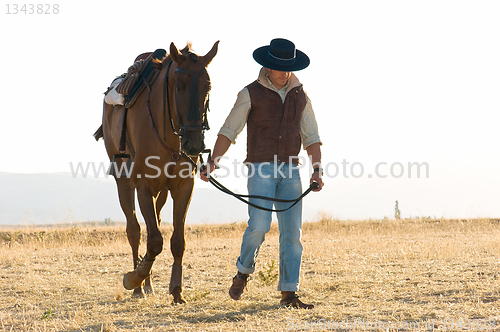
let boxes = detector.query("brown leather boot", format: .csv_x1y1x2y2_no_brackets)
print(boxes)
229,272,249,300
280,292,314,309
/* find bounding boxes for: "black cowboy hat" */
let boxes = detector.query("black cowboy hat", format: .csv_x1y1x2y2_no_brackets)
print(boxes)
253,38,310,72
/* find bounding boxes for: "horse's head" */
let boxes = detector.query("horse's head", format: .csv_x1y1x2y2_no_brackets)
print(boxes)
169,41,219,157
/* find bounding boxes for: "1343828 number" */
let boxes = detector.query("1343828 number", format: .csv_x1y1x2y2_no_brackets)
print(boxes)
6,4,60,14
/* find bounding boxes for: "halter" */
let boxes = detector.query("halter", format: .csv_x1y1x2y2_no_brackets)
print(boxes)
163,61,210,140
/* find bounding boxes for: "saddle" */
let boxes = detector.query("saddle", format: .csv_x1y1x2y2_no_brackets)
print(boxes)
94,49,166,142
115,48,166,108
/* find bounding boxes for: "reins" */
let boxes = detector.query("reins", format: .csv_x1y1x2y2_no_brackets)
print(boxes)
209,175,318,213
163,61,175,138
198,151,318,213
144,77,181,160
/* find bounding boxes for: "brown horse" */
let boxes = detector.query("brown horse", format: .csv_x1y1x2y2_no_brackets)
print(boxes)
100,41,218,303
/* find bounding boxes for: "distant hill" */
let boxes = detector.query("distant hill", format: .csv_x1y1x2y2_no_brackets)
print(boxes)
0,172,249,225
4,171,495,226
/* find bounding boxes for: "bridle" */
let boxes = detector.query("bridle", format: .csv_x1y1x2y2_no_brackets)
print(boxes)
142,58,210,163
163,60,210,141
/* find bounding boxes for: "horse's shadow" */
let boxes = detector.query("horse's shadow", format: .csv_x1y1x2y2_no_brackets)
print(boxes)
66,300,280,332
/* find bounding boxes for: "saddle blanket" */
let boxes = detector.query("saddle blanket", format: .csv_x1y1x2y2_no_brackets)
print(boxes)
104,77,125,106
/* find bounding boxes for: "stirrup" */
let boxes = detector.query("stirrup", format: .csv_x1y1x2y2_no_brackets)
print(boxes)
108,153,132,177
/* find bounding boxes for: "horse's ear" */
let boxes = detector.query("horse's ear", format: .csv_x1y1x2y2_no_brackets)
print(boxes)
170,42,181,63
202,40,219,67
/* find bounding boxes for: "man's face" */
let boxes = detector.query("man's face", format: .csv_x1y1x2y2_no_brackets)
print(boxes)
267,69,291,89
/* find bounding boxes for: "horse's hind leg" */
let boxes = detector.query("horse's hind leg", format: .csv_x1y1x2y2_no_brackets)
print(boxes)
156,189,169,227
123,181,164,292
116,177,145,298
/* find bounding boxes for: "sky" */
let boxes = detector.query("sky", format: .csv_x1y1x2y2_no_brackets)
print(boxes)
1,0,499,221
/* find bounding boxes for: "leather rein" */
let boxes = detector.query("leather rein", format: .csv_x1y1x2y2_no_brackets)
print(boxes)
207,173,319,212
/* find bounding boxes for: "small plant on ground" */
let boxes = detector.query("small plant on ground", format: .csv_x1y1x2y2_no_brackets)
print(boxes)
258,260,278,286
41,308,55,320
186,289,211,302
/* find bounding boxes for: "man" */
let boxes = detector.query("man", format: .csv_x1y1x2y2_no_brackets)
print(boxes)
201,38,323,309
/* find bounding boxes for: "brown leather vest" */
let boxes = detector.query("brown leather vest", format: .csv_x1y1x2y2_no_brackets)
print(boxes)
245,81,306,163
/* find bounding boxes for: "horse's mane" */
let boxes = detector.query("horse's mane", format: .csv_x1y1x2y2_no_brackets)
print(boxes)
180,42,192,55
154,42,200,68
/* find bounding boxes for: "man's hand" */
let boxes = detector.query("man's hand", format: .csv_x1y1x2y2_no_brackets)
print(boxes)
311,170,324,192
200,160,217,182
306,142,323,192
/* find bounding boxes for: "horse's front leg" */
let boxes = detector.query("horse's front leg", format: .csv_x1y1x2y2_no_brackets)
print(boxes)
123,181,163,292
169,178,194,304
142,189,169,295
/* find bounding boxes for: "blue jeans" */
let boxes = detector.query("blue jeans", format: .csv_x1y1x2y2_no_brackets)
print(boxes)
236,162,303,291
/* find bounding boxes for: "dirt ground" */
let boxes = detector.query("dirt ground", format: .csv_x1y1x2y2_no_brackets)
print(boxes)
0,218,499,331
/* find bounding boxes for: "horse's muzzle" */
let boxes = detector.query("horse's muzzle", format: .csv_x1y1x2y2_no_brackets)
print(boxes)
182,135,205,157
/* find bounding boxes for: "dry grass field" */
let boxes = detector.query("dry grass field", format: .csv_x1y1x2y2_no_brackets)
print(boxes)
0,217,499,331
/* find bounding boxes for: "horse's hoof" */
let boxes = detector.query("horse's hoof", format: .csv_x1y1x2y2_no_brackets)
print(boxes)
172,294,187,304
132,288,145,299
123,271,146,290
171,286,186,304
143,285,155,295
